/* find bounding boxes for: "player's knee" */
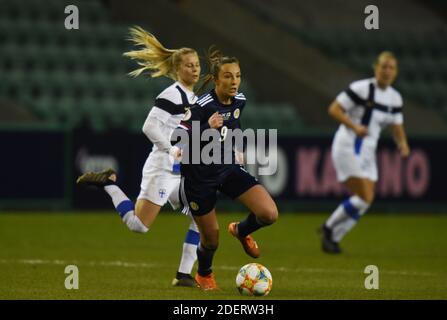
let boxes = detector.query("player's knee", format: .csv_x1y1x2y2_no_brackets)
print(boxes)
358,192,374,205
201,240,218,251
350,194,371,216
200,232,219,250
259,206,278,225
189,220,199,233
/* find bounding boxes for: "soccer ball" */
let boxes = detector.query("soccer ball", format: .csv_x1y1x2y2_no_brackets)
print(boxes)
235,263,273,296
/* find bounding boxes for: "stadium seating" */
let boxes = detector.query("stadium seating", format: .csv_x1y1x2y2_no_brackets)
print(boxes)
0,0,304,133
236,0,447,122
300,29,447,115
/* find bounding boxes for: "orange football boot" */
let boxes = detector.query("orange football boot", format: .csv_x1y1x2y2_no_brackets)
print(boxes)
228,222,260,258
195,272,219,291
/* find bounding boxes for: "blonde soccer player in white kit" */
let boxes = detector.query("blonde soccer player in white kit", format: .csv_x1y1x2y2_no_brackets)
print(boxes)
76,27,222,286
320,51,411,254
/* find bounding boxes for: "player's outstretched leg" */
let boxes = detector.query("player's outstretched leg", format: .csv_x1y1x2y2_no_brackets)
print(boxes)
231,185,278,258
321,178,373,254
172,218,200,287
321,195,369,254
76,169,149,233
228,219,260,258
76,168,117,187
318,224,342,254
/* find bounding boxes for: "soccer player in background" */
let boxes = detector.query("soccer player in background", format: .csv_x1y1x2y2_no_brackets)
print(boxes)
320,51,410,254
76,26,222,286
177,49,279,290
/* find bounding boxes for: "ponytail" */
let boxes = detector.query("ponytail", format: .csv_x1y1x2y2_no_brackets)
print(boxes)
124,26,197,80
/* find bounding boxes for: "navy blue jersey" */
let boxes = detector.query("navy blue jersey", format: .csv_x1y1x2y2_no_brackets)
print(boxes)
178,89,247,181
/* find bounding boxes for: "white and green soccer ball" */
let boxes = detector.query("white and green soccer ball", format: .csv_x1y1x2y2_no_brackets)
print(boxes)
235,263,273,296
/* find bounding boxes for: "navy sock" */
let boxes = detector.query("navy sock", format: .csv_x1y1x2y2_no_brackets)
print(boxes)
197,243,216,276
237,212,268,238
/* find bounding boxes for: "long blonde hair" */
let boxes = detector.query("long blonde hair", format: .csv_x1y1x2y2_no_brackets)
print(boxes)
123,26,197,80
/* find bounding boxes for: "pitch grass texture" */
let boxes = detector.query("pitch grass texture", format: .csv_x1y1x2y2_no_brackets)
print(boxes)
0,212,446,299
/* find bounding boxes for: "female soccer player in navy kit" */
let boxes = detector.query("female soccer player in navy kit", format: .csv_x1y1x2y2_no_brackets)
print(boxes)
320,51,410,254
178,49,279,290
77,26,221,286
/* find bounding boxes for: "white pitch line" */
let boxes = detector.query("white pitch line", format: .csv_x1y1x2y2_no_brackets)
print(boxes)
219,265,437,277
0,259,438,277
0,259,159,269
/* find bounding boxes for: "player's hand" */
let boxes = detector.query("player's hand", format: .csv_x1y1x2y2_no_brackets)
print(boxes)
208,112,224,129
353,125,368,138
169,146,183,161
398,143,410,158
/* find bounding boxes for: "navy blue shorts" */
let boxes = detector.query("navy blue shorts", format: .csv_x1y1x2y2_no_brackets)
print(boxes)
179,165,259,216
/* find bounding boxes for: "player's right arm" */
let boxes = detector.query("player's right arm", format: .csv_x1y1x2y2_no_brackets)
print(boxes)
330,80,370,137
328,101,368,137
207,111,224,129
142,94,184,159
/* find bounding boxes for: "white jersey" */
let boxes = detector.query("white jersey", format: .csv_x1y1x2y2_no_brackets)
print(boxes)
331,78,404,182
333,77,403,153
145,81,197,172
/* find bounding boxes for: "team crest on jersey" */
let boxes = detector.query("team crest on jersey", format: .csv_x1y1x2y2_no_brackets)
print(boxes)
183,109,192,121
189,201,199,211
233,108,240,119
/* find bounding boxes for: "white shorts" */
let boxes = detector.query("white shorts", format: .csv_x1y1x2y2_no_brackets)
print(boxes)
331,142,378,183
137,163,181,209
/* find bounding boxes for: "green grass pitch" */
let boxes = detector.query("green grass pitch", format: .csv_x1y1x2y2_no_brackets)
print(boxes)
0,211,446,299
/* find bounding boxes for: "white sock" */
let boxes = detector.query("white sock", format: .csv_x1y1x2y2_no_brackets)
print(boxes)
325,204,349,229
178,218,199,275
122,213,148,233
326,195,370,242
104,185,129,209
332,219,357,243
104,185,148,233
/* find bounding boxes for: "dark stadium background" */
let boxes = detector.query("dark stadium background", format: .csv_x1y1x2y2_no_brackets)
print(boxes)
1,0,447,212
1,0,447,301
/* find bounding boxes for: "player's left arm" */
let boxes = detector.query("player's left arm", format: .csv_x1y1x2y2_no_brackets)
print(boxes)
234,99,248,165
391,93,409,157
143,110,181,160
391,124,410,157
233,119,245,165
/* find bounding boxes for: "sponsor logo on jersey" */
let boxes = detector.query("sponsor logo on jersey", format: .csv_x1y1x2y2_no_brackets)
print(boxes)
219,112,232,121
